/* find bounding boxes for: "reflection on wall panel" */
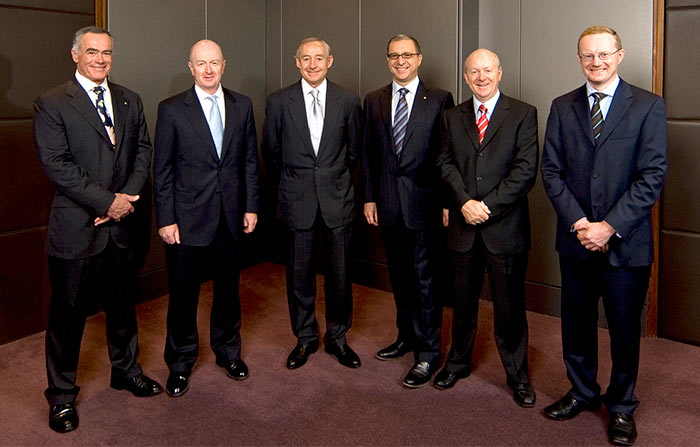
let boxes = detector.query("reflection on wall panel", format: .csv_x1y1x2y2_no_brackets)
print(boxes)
662,122,700,233
664,8,700,119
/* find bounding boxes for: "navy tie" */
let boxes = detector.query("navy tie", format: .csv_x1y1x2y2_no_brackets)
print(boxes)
591,92,606,140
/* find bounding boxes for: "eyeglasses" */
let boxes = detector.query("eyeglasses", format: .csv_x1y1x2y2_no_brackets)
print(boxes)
578,49,621,62
387,52,421,60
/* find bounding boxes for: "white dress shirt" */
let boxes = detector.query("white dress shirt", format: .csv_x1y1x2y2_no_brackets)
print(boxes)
391,76,420,125
194,84,226,128
472,90,501,122
75,70,114,132
586,75,620,120
301,78,326,154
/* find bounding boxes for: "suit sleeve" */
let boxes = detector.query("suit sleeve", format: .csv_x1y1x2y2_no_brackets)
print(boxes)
120,94,152,196
436,111,472,208
360,95,374,204
34,94,115,215
153,101,176,228
432,92,455,209
480,105,539,217
261,94,282,181
603,96,667,238
541,100,588,227
346,94,363,170
243,101,261,213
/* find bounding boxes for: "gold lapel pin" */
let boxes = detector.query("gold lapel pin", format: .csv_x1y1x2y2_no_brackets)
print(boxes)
423,96,427,100
123,100,128,105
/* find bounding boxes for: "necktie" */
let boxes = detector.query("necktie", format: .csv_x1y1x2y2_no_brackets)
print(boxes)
392,88,409,155
309,89,323,155
591,92,606,141
476,104,488,144
92,86,115,145
207,95,224,158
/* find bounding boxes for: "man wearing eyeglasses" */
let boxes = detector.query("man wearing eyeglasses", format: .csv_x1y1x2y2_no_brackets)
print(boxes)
541,26,667,446
435,48,538,407
361,34,454,388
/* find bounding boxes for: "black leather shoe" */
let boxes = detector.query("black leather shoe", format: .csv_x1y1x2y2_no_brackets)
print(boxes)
608,413,637,446
216,358,249,381
433,367,470,390
509,382,536,408
110,373,163,397
325,343,361,368
49,403,78,433
376,340,411,360
402,361,434,388
166,373,189,397
287,343,318,369
543,394,601,420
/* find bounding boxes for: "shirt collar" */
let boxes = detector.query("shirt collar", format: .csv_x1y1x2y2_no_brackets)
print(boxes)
586,75,620,98
194,84,224,102
392,77,420,96
473,90,500,116
75,70,108,94
301,78,327,97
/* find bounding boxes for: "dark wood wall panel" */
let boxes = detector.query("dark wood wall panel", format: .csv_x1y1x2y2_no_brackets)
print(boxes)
659,231,700,344
0,0,92,12
662,122,700,233
664,8,700,119
0,120,54,232
666,0,700,7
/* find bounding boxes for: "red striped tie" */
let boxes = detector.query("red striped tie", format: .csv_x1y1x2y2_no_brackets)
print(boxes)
477,104,488,144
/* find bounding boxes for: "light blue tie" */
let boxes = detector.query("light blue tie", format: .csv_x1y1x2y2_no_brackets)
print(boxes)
207,95,224,157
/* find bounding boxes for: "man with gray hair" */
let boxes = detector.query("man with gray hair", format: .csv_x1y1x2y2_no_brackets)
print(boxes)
34,26,162,434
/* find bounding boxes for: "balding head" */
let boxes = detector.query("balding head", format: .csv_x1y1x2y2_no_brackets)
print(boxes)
187,39,226,94
463,48,503,103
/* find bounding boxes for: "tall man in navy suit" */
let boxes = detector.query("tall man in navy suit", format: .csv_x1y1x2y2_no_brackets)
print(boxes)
262,37,363,370
435,49,538,407
34,26,162,434
541,26,667,446
153,40,260,397
362,34,454,388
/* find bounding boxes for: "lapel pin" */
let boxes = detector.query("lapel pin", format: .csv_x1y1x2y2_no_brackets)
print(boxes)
423,96,427,100
123,100,128,106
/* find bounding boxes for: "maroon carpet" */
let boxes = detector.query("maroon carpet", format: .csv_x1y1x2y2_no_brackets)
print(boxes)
0,262,698,445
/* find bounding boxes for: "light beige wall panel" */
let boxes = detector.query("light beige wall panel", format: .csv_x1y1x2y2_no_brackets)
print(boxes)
478,0,520,98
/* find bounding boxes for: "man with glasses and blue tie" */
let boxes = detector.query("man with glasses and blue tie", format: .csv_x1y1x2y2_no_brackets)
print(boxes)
153,39,260,397
362,34,454,388
541,26,667,446
34,26,162,433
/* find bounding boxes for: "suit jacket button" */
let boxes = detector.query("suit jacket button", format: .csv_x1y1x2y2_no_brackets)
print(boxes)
476,176,482,181
592,173,599,179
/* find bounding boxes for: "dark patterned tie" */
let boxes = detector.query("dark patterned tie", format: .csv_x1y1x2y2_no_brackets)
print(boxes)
92,86,115,145
392,88,409,155
591,92,606,140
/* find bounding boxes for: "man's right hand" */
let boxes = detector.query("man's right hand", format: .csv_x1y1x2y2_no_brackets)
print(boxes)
107,193,140,221
364,202,378,226
461,199,490,225
158,223,181,245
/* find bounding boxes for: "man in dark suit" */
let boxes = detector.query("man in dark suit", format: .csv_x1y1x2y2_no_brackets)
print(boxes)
541,26,667,446
362,34,454,387
435,49,538,407
262,37,362,370
153,39,260,397
34,26,162,434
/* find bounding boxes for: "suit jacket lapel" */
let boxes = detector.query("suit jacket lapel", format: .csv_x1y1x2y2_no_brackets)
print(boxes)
572,85,595,147
402,82,428,158
460,98,480,151
318,81,341,157
183,87,220,163
596,79,632,149
480,94,510,148
67,78,112,145
109,83,127,154
288,83,316,157
378,84,399,169
220,88,238,162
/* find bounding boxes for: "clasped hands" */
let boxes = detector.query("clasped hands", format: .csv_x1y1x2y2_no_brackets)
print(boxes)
461,199,491,225
94,193,139,226
573,217,616,253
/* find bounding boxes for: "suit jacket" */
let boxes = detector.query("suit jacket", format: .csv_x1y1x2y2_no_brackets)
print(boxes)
262,80,362,230
361,81,454,230
437,93,539,254
153,86,260,246
34,77,152,259
540,79,667,267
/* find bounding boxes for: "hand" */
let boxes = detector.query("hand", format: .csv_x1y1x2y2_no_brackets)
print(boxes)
243,213,258,233
107,193,140,221
94,215,111,226
158,223,180,245
461,200,491,225
576,220,616,252
442,208,449,227
364,202,378,226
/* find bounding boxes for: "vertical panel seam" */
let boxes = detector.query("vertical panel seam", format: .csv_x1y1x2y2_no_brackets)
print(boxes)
458,0,463,102
358,0,362,95
205,0,208,39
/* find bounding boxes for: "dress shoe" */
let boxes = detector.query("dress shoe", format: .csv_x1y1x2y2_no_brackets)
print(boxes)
286,343,318,369
49,403,78,433
402,361,434,388
376,340,411,360
433,367,470,390
608,413,637,446
325,343,361,368
166,373,190,397
509,382,536,408
110,373,163,397
543,394,601,420
216,358,249,381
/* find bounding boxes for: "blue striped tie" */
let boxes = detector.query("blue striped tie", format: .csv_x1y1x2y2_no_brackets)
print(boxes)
591,92,606,140
392,88,409,155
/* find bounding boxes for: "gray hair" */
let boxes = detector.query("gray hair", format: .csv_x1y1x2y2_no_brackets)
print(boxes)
386,34,422,55
72,26,114,52
295,37,331,60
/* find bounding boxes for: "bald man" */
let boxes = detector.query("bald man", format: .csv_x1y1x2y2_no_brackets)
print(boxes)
435,49,539,407
153,39,260,396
